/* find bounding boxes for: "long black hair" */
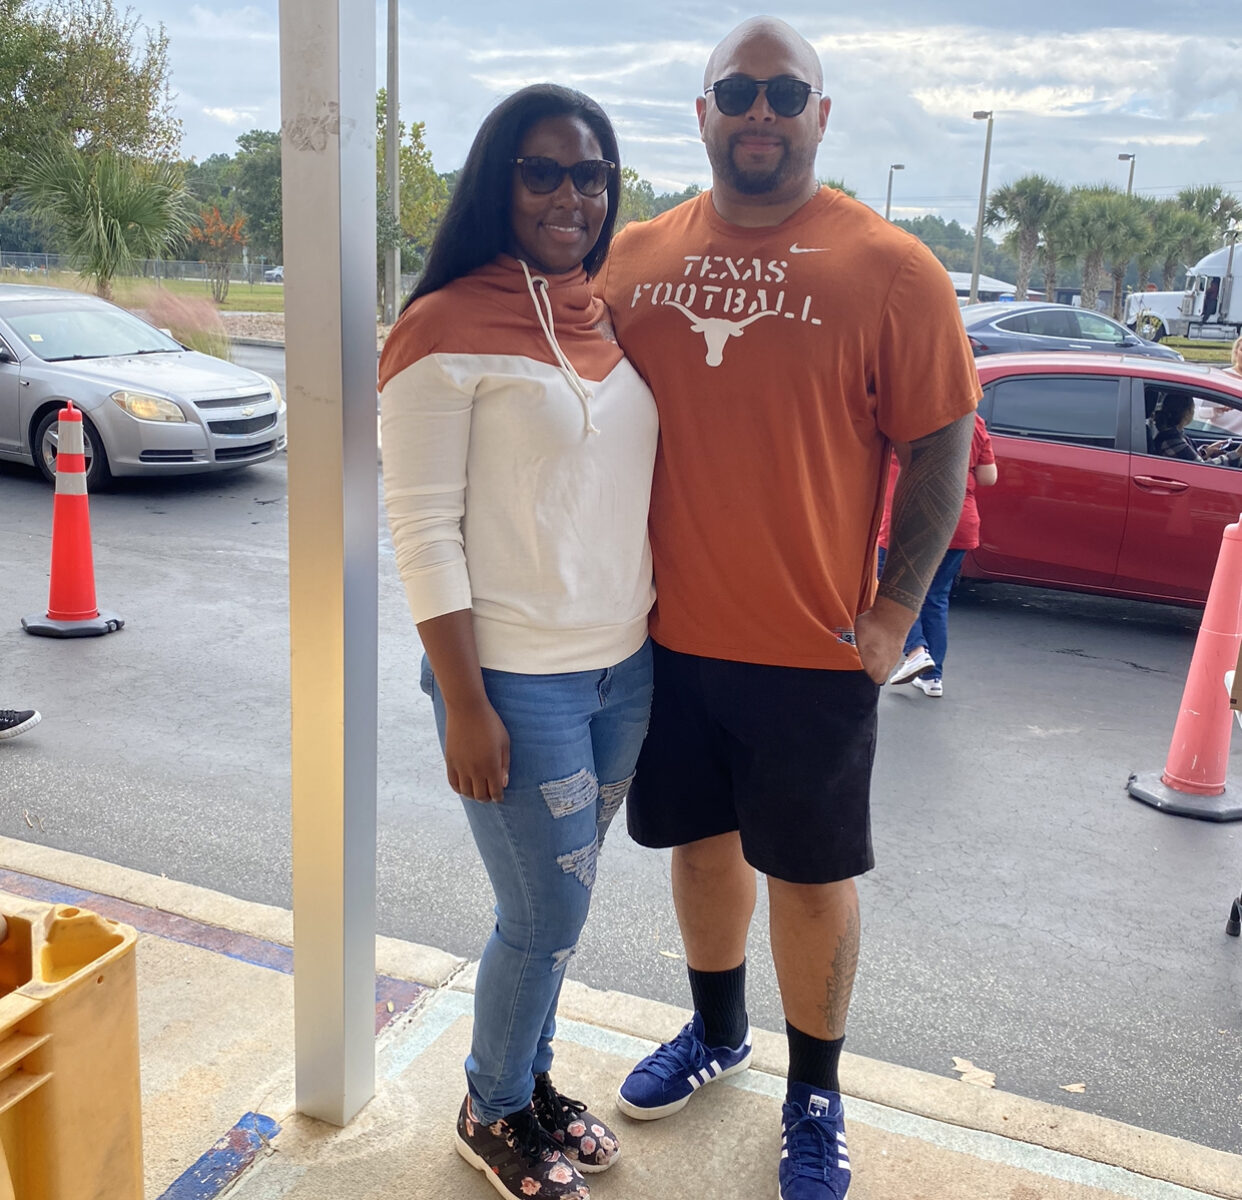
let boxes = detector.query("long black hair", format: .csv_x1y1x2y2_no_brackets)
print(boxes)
402,84,622,312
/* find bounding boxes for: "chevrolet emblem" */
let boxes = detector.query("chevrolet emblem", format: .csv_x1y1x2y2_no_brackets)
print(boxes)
241,405,255,417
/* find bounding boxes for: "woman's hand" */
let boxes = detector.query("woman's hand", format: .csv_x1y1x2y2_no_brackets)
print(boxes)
443,696,510,803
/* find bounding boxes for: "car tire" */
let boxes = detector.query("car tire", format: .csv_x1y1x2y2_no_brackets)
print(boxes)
1137,315,1165,341
33,408,112,491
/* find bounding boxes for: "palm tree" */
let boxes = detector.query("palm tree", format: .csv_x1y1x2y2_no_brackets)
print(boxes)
1148,200,1214,290
1038,188,1071,301
19,142,192,299
1059,186,1144,314
1100,193,1148,319
1178,185,1242,241
985,175,1063,299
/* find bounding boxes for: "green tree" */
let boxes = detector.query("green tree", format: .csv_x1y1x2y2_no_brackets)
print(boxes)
234,130,282,265
376,89,449,282
652,183,701,216
0,0,180,212
183,153,241,214
1177,185,1242,241
0,0,60,212
986,175,1064,300
818,176,855,197
1099,193,1148,318
1141,199,1211,291
19,141,191,298
618,167,656,228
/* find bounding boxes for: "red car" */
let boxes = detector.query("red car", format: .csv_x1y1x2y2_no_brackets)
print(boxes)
963,353,1242,606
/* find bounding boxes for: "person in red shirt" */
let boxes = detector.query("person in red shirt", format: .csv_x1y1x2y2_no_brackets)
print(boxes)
882,415,997,696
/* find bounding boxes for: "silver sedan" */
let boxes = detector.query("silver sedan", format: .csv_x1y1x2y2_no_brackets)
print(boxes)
0,284,286,489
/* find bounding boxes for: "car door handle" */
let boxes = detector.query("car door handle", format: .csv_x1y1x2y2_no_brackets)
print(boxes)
1068,342,1093,349
1133,475,1189,493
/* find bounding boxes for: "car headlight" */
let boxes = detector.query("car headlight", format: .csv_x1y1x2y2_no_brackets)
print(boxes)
258,374,285,413
110,390,186,422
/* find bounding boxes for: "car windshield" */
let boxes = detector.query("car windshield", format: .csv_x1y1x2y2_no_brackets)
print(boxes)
3,302,182,361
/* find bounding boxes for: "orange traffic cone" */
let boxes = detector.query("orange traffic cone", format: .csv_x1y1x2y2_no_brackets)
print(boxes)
22,401,124,639
1128,515,1242,820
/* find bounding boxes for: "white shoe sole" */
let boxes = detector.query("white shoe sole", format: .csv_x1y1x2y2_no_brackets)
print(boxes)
0,712,41,740
572,1146,620,1174
888,655,934,686
615,1046,754,1120
455,1133,590,1198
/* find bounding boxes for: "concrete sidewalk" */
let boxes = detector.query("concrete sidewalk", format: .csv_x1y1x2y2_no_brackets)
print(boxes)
2,836,1239,1200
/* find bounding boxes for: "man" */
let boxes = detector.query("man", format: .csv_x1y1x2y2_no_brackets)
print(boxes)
597,16,979,1199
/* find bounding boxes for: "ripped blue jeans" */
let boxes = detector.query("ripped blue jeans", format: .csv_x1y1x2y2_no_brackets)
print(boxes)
421,639,652,1123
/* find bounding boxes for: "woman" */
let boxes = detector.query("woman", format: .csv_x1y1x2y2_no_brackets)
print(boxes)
378,86,657,1200
1150,393,1242,466
881,413,997,698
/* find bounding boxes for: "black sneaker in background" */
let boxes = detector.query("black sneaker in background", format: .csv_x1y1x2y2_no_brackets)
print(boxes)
455,1094,590,1199
0,710,41,741
532,1072,620,1173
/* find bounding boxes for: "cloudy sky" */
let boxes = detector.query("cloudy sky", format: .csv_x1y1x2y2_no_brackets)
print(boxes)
138,1,1240,225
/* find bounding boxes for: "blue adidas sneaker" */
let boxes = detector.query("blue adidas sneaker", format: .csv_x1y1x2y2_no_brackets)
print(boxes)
616,1012,753,1120
779,1082,851,1198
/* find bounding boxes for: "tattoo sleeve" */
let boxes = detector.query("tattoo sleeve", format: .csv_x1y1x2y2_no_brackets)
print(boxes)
878,411,975,613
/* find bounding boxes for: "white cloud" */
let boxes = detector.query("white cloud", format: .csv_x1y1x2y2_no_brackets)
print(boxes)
130,2,1241,216
203,107,258,127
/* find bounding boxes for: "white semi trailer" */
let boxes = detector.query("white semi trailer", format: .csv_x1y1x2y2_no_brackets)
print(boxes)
1125,240,1241,342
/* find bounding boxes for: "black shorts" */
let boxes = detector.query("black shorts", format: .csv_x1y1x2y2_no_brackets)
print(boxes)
627,643,878,884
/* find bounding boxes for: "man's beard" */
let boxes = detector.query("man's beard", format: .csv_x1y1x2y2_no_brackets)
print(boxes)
707,131,814,196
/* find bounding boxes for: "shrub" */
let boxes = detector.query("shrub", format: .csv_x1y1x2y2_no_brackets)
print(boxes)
129,284,231,361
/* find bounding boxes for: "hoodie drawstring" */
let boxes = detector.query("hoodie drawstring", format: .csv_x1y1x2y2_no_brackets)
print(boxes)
521,259,600,436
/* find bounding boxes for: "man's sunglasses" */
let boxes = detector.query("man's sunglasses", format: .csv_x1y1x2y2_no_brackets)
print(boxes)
705,75,822,118
512,157,616,197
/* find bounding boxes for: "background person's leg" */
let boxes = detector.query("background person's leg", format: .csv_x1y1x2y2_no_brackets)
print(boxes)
918,549,967,678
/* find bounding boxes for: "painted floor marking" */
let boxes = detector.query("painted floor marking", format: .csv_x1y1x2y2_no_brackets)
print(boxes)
0,867,426,1033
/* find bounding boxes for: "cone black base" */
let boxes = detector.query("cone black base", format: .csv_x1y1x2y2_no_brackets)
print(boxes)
22,611,125,639
1127,770,1242,822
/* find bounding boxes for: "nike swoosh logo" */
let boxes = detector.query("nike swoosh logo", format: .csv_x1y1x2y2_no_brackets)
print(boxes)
789,244,829,253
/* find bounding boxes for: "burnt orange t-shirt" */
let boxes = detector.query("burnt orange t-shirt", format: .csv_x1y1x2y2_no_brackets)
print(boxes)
599,188,981,669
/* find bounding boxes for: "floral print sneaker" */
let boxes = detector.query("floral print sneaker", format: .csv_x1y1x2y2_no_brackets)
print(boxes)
532,1072,621,1173
455,1095,590,1199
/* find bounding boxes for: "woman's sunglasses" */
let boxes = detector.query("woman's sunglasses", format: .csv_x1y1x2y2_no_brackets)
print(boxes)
512,157,616,198
705,75,822,118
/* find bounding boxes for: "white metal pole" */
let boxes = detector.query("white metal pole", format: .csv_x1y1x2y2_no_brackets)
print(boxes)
968,113,993,305
279,0,379,1127
384,0,400,325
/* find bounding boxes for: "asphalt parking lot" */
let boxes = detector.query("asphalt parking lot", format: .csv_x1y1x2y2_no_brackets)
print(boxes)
1,452,1240,1153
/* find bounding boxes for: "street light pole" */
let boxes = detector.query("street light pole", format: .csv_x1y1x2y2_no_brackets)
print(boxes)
383,0,400,326
884,163,904,221
1118,152,1136,196
968,110,993,305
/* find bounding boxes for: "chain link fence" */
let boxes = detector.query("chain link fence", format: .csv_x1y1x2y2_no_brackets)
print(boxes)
0,251,284,283
0,252,418,295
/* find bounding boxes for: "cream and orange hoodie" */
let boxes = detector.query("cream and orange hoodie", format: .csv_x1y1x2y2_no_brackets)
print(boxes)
378,255,657,674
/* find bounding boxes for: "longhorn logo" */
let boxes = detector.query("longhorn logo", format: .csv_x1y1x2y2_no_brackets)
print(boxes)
662,300,780,366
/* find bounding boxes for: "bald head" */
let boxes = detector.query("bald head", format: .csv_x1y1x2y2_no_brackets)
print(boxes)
704,17,823,91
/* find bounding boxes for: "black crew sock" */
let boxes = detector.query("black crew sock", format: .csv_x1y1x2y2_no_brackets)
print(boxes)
786,1021,844,1093
688,960,748,1049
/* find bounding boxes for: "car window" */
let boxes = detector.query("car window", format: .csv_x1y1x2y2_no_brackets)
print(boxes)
3,304,180,361
1072,311,1126,343
988,375,1121,448
995,313,1030,333
1024,308,1077,339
